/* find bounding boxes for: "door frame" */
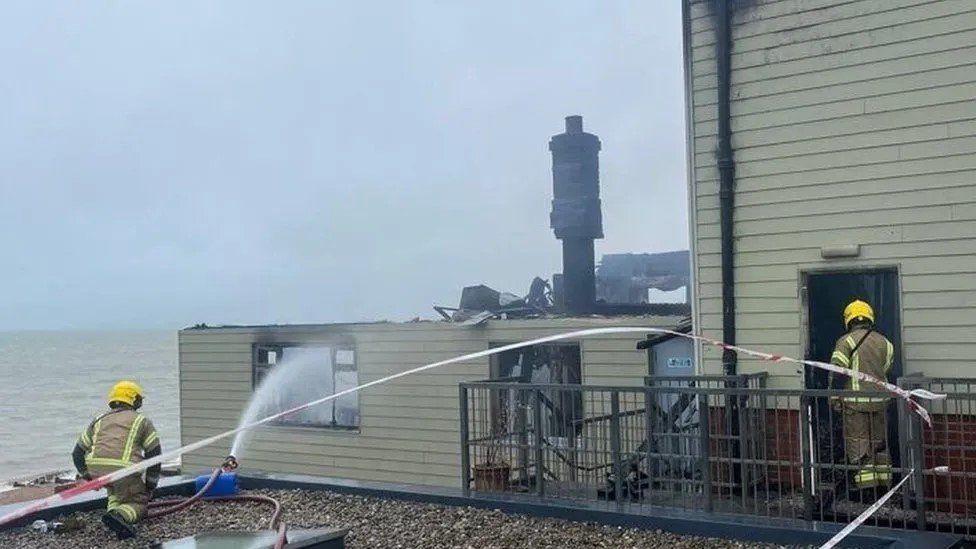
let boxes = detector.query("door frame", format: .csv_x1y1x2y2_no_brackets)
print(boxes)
798,264,905,389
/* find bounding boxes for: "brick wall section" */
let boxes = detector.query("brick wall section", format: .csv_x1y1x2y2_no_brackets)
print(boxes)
705,406,803,491
763,409,803,489
922,414,976,514
695,407,976,514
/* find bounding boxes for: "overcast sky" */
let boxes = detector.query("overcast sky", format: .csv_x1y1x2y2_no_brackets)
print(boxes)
0,2,687,331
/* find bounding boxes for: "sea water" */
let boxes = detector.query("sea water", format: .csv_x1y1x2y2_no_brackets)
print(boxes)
0,331,179,482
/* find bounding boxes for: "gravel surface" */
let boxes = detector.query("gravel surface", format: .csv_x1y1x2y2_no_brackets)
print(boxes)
0,489,811,548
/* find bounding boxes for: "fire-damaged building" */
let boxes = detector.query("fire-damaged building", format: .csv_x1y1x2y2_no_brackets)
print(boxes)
180,0,976,539
180,116,691,487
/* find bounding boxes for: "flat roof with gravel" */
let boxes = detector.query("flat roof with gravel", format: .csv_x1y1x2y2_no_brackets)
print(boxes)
0,488,811,549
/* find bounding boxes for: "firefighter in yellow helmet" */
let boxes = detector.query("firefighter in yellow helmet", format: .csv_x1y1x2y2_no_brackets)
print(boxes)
71,381,162,540
830,300,895,498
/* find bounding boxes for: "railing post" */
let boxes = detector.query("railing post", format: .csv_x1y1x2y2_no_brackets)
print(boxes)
644,386,654,505
910,411,927,531
799,393,814,521
737,377,749,507
896,384,911,521
610,390,624,507
516,388,529,488
533,389,545,498
459,384,471,497
698,391,713,513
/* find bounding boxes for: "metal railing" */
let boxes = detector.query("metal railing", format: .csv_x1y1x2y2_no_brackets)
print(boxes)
898,377,976,537
458,377,976,537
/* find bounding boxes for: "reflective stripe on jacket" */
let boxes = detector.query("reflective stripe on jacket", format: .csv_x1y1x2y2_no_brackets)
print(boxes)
76,408,160,469
829,328,894,403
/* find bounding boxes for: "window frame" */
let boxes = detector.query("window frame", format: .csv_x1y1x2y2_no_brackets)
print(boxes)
251,342,360,431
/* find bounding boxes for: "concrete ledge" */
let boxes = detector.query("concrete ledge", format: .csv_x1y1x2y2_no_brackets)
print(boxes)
239,472,962,549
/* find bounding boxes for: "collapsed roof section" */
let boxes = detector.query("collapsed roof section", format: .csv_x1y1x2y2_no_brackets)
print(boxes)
597,251,690,305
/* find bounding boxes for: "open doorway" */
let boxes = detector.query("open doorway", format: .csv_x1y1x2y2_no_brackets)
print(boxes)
804,268,902,388
803,267,903,478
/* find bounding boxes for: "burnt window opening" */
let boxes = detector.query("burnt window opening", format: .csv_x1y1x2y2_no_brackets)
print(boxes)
488,343,583,440
253,343,359,430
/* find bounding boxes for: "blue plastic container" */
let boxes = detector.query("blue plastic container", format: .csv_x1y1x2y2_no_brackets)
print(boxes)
194,471,238,497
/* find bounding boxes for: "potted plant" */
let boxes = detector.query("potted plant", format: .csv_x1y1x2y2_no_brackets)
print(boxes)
473,395,511,491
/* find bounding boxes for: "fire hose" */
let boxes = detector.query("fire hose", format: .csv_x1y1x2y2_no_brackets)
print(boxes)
146,465,287,549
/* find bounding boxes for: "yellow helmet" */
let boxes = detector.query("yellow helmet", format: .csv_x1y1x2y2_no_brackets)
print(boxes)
843,300,875,328
108,380,144,407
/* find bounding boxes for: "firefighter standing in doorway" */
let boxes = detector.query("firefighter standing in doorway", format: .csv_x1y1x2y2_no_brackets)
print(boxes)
830,300,895,498
71,381,162,540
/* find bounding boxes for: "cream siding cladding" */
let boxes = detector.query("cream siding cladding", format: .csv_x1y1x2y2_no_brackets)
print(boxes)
685,0,976,387
179,316,680,487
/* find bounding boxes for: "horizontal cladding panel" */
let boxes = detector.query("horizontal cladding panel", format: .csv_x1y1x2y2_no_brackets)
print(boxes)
700,205,954,239
905,344,976,361
697,273,976,299
181,405,460,423
178,380,251,392
698,256,976,285
695,101,975,148
698,280,796,299
221,451,459,478
182,425,461,445
584,338,659,352
181,370,251,382
693,24,976,92
704,50,976,118
699,312,799,331
240,441,460,467
582,365,656,379
697,222,976,254
703,122,956,166
698,313,976,334
698,171,976,212
698,240,976,269
698,297,799,315
580,350,647,363
180,398,248,412
356,375,484,388
728,64,976,121
690,0,949,42
184,424,462,452
724,82,976,138
902,309,976,328
693,19,976,99
179,383,476,401
731,134,976,181
180,389,249,403
205,457,457,487
689,0,874,24
180,352,252,363
691,0,974,52
697,142,976,186
180,327,480,344
180,340,487,356
903,290,976,310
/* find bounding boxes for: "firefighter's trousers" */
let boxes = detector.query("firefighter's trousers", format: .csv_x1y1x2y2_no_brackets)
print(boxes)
88,465,150,523
840,401,891,489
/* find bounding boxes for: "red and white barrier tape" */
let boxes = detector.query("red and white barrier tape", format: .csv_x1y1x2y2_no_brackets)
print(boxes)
819,466,949,549
0,327,946,527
